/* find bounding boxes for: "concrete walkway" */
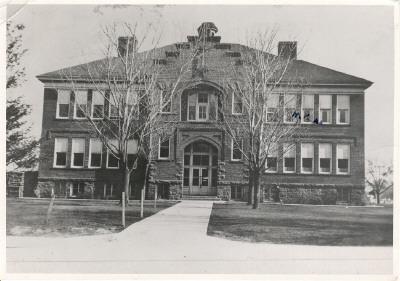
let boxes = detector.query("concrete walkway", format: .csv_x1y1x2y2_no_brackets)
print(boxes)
7,200,393,274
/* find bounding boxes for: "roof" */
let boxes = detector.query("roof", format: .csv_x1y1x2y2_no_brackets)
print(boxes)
37,42,372,89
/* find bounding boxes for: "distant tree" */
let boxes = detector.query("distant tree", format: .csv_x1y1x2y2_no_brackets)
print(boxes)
366,161,393,205
6,22,39,170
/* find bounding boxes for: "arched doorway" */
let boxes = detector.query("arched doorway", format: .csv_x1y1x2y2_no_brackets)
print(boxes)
183,141,218,195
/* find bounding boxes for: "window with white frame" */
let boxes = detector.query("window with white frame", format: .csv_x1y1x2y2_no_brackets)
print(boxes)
284,94,297,123
266,94,280,122
91,91,104,119
319,95,332,124
54,138,68,168
337,144,350,174
231,139,243,161
72,182,85,196
301,143,314,173
232,93,243,114
89,139,102,168
107,140,119,168
56,90,70,118
161,90,172,113
319,143,332,174
126,90,138,119
127,139,138,168
74,90,88,119
337,95,350,124
283,143,296,173
109,95,119,119
159,139,170,159
301,94,314,123
71,138,85,168
265,143,278,172
188,93,210,121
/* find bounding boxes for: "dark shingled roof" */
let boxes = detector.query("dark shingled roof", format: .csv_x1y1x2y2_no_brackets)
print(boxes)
37,42,372,89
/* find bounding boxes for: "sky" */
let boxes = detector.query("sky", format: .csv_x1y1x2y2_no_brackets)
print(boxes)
6,4,395,166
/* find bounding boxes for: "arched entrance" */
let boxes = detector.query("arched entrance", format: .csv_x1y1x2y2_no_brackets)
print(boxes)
183,140,218,195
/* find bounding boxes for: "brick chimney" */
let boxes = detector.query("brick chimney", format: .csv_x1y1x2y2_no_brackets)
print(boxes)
278,41,297,60
118,36,137,57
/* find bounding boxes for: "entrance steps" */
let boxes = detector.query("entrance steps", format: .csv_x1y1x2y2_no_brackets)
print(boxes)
181,195,222,201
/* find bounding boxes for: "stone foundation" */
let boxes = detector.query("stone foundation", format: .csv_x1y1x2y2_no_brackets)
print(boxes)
217,184,231,200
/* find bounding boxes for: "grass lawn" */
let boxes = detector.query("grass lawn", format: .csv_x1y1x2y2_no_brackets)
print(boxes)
207,202,393,246
7,198,177,237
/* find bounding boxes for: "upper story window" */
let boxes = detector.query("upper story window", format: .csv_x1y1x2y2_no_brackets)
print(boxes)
91,91,105,119
337,95,350,124
107,140,119,169
265,143,278,173
89,139,102,168
301,94,314,123
319,143,332,174
301,143,314,173
284,94,297,123
231,139,243,161
127,139,138,168
337,144,350,174
161,91,172,113
74,90,88,119
319,95,332,124
53,138,68,168
266,94,280,122
186,92,218,122
283,143,296,173
126,90,138,119
159,138,170,160
232,93,243,114
71,138,85,168
56,90,70,119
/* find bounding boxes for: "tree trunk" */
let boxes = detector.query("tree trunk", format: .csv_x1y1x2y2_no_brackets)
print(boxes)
123,167,130,205
252,171,260,209
377,192,380,205
247,171,253,205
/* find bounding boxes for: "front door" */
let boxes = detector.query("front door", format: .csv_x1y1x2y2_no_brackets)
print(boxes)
183,141,218,195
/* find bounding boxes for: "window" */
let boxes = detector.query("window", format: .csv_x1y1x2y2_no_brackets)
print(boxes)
89,139,102,168
283,143,296,173
231,139,243,161
301,143,314,173
319,143,332,174
337,95,350,124
319,95,332,124
107,140,119,168
337,144,350,174
266,94,280,122
54,138,68,168
127,139,138,168
109,97,119,119
127,90,138,119
74,90,88,119
301,94,314,123
56,90,70,118
72,182,85,196
187,92,212,121
71,138,85,168
91,91,104,119
161,91,171,113
232,93,243,114
159,139,170,159
265,143,278,172
284,94,297,123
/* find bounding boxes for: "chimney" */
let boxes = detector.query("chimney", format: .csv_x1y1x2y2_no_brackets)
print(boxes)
118,36,137,57
278,41,297,60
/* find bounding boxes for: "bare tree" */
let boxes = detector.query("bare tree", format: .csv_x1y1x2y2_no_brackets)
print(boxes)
59,23,195,205
219,30,307,208
366,161,393,205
